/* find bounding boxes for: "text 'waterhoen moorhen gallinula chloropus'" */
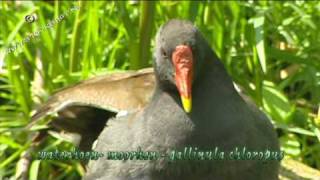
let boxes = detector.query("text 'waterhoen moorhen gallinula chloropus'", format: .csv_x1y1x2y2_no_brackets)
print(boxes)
78,20,281,180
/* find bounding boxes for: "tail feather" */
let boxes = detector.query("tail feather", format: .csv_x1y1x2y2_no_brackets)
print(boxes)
28,96,66,129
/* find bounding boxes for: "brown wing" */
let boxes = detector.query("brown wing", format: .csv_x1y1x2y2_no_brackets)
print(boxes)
30,68,155,124
29,68,155,151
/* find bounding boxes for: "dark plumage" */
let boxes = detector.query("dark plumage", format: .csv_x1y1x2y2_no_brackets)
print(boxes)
84,20,280,180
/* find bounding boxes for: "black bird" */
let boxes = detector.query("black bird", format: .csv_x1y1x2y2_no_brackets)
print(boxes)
84,19,280,180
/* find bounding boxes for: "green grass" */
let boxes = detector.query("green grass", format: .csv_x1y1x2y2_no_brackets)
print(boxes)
0,1,319,179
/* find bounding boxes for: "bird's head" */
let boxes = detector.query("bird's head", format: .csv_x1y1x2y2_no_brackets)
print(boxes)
154,19,208,113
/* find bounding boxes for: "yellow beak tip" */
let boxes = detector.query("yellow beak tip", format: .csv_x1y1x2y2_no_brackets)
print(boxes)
181,96,192,113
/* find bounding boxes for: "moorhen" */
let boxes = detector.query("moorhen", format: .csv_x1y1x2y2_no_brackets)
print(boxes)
82,20,280,179
30,71,320,180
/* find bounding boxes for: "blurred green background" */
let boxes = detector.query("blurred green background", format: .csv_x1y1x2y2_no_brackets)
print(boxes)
0,1,320,179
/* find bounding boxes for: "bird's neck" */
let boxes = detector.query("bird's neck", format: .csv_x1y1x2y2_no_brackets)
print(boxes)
196,49,235,94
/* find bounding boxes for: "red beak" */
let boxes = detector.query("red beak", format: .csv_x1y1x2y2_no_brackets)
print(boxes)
172,45,193,113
